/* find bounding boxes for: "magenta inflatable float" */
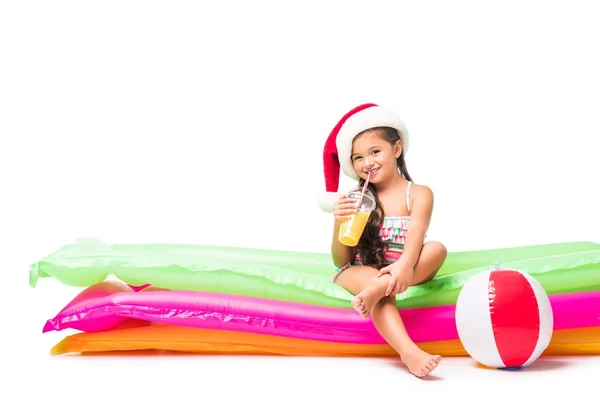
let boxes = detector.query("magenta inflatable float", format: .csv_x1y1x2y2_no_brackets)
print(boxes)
43,281,600,344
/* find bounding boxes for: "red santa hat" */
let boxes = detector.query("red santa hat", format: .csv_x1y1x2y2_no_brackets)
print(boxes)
317,103,409,212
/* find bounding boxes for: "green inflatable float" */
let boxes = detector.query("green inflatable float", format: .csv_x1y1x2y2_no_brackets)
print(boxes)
29,237,600,309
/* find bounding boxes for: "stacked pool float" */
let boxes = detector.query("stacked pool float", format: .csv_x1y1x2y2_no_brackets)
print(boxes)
31,237,600,359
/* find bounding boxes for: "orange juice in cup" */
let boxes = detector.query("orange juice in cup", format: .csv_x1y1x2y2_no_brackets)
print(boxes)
338,189,376,247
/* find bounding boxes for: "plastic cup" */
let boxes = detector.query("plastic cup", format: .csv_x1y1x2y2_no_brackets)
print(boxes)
338,188,376,247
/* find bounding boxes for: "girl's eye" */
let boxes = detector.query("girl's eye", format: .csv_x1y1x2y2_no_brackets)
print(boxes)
353,156,362,162
371,150,380,155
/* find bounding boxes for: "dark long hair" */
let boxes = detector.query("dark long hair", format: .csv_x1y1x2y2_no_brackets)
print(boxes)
354,127,412,269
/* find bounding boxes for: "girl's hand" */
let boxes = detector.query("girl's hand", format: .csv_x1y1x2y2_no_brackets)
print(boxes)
333,195,357,223
377,263,414,297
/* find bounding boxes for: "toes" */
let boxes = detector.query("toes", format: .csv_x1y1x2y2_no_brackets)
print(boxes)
422,357,440,375
415,359,440,378
357,301,369,317
352,297,370,318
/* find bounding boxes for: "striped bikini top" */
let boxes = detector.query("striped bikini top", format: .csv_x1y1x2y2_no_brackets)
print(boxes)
380,181,413,245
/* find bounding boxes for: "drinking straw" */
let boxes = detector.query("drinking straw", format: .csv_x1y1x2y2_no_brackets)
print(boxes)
356,170,371,208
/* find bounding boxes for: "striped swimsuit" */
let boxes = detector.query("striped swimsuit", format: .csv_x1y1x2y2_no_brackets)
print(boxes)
332,181,417,282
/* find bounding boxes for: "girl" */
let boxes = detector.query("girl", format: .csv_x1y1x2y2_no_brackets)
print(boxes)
317,103,448,378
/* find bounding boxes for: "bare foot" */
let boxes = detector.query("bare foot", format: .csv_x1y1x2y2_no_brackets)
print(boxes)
351,285,381,319
400,346,442,378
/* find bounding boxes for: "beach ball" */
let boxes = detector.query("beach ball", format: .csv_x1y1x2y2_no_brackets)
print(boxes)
455,263,554,369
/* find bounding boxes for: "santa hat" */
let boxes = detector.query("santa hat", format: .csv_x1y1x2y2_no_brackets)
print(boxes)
317,103,409,213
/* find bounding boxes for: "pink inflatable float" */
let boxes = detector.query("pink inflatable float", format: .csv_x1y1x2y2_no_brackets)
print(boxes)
43,281,600,344
45,281,134,333
44,281,155,333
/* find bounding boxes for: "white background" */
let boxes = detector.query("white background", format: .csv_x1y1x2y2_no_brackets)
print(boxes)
1,0,599,398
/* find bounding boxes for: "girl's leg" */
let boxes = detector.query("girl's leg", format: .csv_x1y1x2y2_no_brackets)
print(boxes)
371,297,442,377
335,265,442,378
411,241,447,284
351,241,447,318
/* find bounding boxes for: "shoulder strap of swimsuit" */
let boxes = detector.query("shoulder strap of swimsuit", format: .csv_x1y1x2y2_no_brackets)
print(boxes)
406,181,412,215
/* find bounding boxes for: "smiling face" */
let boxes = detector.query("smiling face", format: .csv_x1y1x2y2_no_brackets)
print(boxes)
350,128,402,184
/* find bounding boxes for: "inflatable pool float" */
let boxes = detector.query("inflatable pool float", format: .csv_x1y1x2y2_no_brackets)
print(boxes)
32,238,600,358
43,284,600,345
30,238,600,310
50,324,600,357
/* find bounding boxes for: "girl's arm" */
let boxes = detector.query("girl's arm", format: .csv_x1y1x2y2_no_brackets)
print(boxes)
331,220,354,267
396,185,434,270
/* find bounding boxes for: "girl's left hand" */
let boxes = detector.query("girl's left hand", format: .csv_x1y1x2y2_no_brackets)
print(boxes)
377,263,414,297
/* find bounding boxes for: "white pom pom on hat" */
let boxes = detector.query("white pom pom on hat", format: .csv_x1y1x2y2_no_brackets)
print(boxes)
317,103,409,213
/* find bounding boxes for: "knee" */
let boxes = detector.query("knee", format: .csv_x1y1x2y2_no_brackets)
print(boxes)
428,241,448,264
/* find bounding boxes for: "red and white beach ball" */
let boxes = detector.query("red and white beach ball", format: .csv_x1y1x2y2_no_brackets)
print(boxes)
455,264,554,369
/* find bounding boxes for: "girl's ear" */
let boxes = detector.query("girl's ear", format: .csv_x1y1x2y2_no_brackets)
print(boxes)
394,140,402,158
